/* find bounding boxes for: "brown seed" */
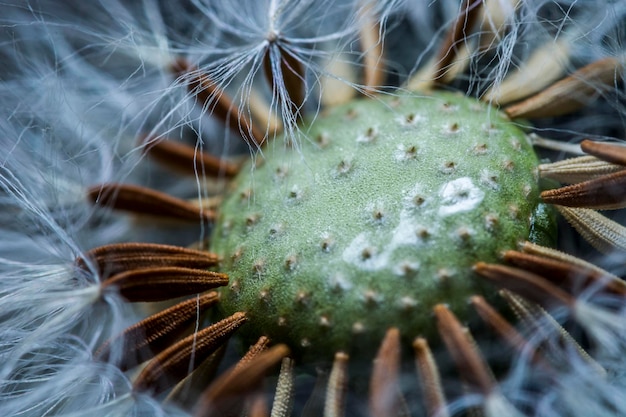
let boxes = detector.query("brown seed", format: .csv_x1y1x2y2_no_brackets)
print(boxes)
433,0,483,82
369,328,409,417
324,352,349,417
541,170,626,210
505,57,623,119
87,183,214,222
434,304,495,394
413,337,449,417
473,262,574,308
503,250,626,296
77,242,219,277
172,59,266,147
101,267,228,302
133,312,247,394
581,139,626,166
143,137,239,178
95,292,220,369
194,344,290,417
263,43,305,119
358,2,385,94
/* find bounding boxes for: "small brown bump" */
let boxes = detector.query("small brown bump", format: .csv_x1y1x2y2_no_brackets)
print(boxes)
405,113,417,125
230,280,240,294
361,247,375,261
239,188,253,202
503,160,515,171
441,161,456,174
288,185,303,201
472,143,488,155
316,132,330,147
405,145,418,159
413,195,425,206
510,139,522,151
358,126,378,143
335,159,352,176
231,247,244,263
275,165,289,180
321,236,334,252
441,102,458,112
252,259,265,276
394,261,420,277
481,171,499,189
278,317,287,326
456,227,472,242
269,224,284,239
284,255,298,272
417,227,430,239
509,205,520,219
345,108,358,120
485,214,499,232
300,338,311,348
446,122,460,133
246,213,261,227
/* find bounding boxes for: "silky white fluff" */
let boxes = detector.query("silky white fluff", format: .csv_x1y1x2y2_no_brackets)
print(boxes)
1,0,626,416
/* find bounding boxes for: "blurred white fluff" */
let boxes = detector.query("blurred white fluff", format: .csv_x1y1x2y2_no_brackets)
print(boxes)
1,0,626,416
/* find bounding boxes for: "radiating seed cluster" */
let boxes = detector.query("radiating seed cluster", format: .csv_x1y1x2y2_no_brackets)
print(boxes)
210,91,553,361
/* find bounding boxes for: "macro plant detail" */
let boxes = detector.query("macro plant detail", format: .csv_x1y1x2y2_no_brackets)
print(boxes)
1,1,626,417
212,90,548,363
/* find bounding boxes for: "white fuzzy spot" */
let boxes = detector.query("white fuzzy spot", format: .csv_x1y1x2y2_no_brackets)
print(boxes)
438,177,484,216
343,206,432,271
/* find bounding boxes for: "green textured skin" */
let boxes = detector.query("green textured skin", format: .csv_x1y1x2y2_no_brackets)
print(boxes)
210,91,549,362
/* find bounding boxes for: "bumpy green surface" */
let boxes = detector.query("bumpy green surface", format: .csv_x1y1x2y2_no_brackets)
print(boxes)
211,91,548,361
